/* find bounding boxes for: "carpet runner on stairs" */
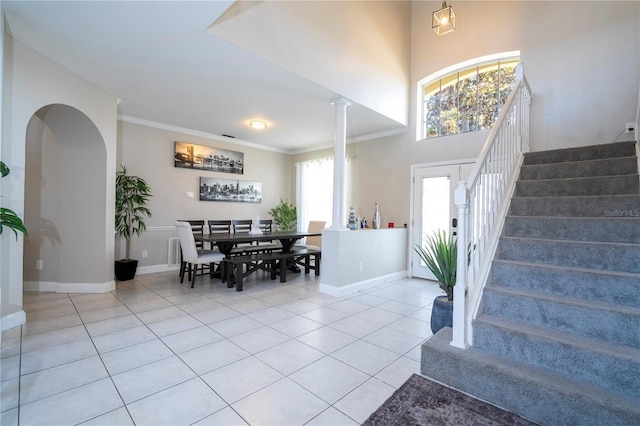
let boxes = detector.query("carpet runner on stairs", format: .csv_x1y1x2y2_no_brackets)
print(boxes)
421,141,640,425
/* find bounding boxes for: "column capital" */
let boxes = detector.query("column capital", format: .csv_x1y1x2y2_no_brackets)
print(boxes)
331,97,352,107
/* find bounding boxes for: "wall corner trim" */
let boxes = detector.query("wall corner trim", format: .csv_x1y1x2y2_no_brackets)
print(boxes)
1,310,27,332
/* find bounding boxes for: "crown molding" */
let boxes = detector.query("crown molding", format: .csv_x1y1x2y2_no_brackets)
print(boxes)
119,115,290,154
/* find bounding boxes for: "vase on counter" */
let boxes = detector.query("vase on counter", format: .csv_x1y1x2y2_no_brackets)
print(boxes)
347,207,358,230
372,203,380,229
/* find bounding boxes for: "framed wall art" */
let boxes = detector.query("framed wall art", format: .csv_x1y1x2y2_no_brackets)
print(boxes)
200,177,262,203
174,141,244,174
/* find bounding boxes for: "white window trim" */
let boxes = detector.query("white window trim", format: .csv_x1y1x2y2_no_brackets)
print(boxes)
415,51,521,141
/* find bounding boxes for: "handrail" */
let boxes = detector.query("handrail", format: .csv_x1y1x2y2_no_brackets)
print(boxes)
451,64,532,349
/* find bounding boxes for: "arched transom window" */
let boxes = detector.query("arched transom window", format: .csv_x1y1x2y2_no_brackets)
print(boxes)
421,56,520,139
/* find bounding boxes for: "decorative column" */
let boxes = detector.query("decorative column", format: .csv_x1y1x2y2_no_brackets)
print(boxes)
329,97,351,230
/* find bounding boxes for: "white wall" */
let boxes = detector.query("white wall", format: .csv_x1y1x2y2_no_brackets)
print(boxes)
320,228,408,297
1,37,117,329
208,1,412,127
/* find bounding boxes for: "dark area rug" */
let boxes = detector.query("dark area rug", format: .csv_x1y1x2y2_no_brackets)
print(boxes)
363,374,538,425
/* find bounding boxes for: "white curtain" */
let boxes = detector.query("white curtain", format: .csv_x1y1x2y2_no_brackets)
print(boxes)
296,157,335,231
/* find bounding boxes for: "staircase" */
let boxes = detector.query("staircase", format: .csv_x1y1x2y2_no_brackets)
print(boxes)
421,141,640,425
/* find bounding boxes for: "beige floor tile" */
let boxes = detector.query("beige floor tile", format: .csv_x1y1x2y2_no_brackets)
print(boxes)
127,378,226,425
231,378,328,425
201,356,283,403
289,357,369,404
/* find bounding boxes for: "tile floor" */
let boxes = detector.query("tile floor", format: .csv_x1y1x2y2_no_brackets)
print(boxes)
1,269,442,425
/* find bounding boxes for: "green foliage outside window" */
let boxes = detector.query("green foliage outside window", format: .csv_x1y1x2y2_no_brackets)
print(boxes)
424,59,519,139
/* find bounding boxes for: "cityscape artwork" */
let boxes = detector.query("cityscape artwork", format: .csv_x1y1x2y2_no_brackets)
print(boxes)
200,177,262,203
174,141,244,174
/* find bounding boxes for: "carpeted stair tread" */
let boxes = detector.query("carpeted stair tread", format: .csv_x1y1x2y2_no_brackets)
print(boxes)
519,156,638,180
489,259,640,307
476,313,640,358
503,216,640,243
509,194,640,217
481,286,640,348
483,285,640,318
422,327,640,426
523,141,636,165
514,174,639,197
473,315,640,395
497,236,640,273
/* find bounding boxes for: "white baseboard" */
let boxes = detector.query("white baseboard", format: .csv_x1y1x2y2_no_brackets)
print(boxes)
24,281,58,292
319,270,407,297
137,264,180,275
1,310,26,331
24,265,179,293
24,281,116,293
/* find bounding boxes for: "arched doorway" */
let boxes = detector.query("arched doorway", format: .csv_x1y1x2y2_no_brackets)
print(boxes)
23,104,110,291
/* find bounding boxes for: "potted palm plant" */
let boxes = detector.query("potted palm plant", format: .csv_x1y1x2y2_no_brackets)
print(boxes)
269,198,297,231
0,161,27,238
115,165,152,281
415,229,456,334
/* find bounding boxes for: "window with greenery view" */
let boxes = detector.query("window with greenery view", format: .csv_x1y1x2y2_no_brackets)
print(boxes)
423,59,519,139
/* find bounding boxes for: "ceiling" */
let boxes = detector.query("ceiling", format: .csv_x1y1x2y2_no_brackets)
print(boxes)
3,1,406,154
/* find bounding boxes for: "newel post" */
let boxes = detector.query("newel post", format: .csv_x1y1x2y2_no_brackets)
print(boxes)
452,181,470,349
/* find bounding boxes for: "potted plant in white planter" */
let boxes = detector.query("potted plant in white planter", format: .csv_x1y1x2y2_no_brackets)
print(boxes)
415,229,456,334
0,161,27,238
115,165,152,281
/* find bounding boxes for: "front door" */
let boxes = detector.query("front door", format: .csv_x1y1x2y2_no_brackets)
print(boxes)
411,163,472,280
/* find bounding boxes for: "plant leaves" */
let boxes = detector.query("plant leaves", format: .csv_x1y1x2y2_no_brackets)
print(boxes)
0,208,28,239
414,230,456,300
0,161,28,239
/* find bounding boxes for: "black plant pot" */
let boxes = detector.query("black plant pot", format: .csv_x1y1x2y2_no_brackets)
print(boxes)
115,259,138,281
431,295,453,334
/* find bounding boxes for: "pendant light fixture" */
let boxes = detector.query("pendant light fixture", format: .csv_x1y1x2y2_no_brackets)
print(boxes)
432,1,456,36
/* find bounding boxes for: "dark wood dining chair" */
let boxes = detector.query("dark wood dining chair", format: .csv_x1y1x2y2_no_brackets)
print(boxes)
231,219,255,255
208,220,231,234
207,220,231,249
258,219,281,252
259,219,273,233
232,219,252,234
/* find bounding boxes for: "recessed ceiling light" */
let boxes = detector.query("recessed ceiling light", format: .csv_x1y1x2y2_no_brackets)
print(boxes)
249,120,268,130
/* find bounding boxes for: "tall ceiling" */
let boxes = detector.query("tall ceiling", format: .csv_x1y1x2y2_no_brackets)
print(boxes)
3,1,408,153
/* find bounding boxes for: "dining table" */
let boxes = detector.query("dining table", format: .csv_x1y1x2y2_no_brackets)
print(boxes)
195,230,322,289
195,230,321,256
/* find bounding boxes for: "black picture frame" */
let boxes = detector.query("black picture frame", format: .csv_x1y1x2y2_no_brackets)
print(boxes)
199,177,261,203
174,141,244,174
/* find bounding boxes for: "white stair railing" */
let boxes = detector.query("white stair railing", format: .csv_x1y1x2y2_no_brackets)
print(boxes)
451,64,532,349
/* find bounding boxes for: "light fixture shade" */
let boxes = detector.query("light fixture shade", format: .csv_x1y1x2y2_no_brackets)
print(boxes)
249,120,267,129
432,1,456,36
